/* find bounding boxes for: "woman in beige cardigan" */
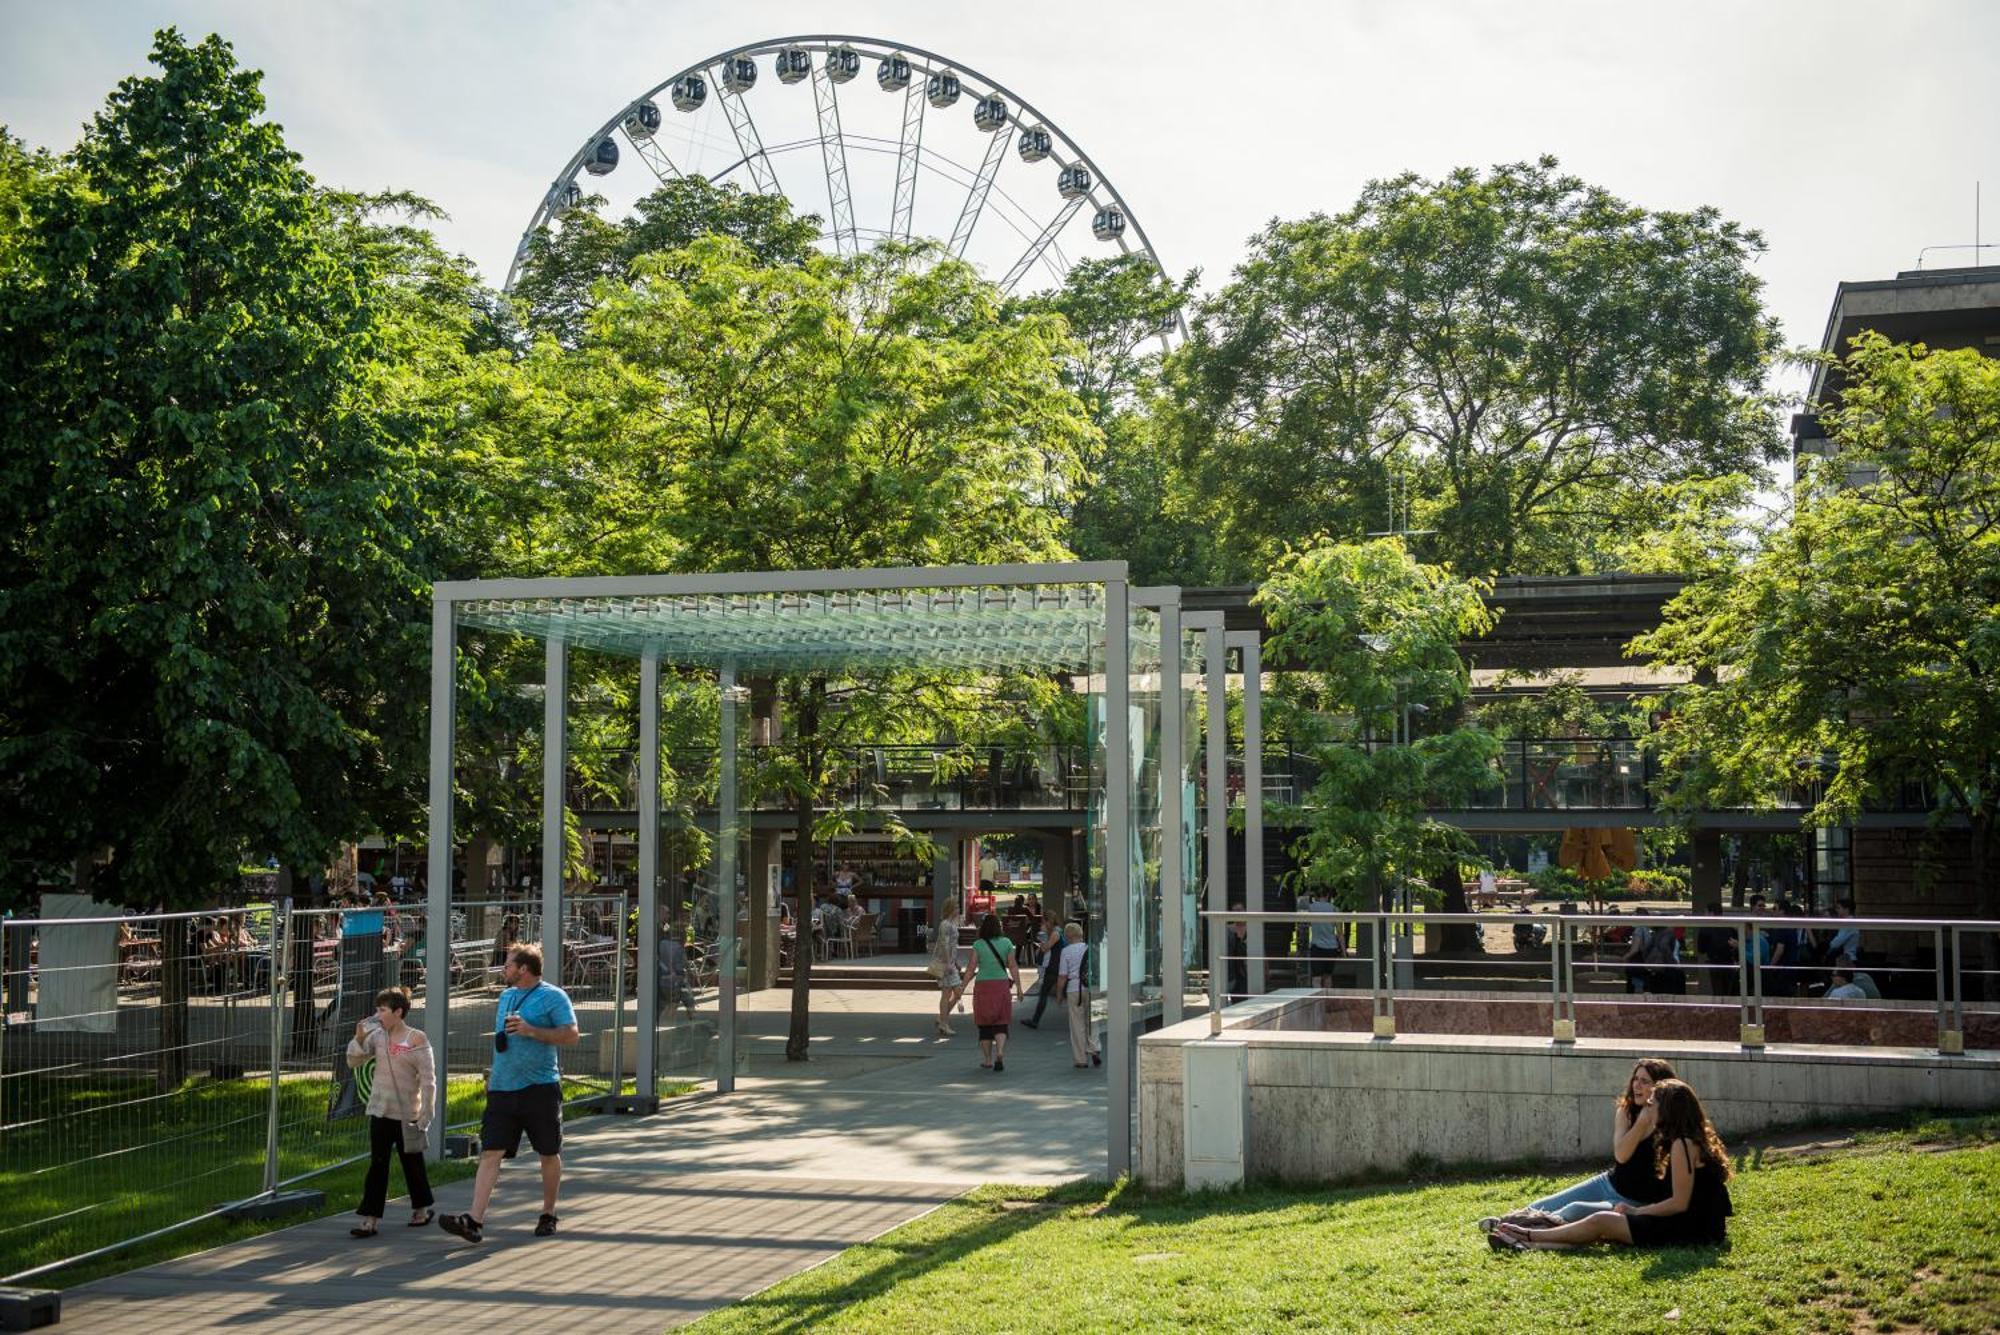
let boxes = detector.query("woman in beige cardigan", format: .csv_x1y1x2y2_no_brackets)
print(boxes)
346,986,438,1237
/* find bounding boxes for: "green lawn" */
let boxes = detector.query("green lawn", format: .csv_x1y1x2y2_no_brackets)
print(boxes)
690,1115,2000,1335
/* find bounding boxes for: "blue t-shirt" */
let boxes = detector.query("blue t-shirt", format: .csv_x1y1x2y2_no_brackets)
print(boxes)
489,981,576,1091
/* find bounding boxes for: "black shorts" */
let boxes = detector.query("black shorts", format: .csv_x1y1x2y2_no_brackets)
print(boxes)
481,1081,563,1158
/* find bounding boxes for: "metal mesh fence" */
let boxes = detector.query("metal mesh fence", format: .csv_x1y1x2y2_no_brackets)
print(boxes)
1,908,280,1282
0,894,646,1283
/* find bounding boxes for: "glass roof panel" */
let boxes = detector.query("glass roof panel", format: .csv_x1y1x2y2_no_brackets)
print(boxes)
455,582,1107,671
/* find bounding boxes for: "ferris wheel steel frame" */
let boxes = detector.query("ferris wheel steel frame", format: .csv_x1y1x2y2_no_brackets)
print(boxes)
507,32,1179,328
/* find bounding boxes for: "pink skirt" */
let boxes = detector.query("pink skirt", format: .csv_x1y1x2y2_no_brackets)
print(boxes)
972,978,1013,1030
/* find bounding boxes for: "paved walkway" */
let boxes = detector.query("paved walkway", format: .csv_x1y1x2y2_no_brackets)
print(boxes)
60,986,1106,1331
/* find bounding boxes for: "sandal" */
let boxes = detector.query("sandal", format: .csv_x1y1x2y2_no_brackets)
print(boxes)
534,1212,559,1237
349,1223,379,1239
408,1209,434,1228
438,1212,484,1244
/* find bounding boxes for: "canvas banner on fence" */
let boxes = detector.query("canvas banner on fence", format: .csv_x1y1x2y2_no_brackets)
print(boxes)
326,912,387,1119
34,894,118,1034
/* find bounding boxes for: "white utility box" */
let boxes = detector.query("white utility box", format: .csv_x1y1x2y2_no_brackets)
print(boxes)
1184,1039,1249,1190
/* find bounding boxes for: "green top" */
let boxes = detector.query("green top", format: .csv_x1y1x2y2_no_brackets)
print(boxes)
971,935,1015,981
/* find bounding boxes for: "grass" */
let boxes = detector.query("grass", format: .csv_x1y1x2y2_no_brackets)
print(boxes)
688,1113,2000,1335
1,1070,697,1285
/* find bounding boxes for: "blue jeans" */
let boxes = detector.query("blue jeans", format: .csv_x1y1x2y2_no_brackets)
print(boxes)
1528,1171,1639,1223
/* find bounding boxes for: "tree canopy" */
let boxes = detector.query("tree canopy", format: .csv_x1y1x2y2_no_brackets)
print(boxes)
1635,334,2000,915
0,31,442,906
1169,157,1784,581
1257,540,1500,908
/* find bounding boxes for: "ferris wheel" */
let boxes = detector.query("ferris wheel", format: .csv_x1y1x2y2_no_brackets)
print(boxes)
507,33,1179,332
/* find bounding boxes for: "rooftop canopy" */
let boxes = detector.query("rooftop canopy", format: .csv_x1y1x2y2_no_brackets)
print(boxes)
453,580,1109,672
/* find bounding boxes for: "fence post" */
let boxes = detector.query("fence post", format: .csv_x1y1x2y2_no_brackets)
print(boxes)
262,900,289,1196
1740,922,1764,1047
610,904,628,1102
1552,919,1574,1043
1372,911,1394,1038
1938,927,1963,1055
1208,913,1223,1036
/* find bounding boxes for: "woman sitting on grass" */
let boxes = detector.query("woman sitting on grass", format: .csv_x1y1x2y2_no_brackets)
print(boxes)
1478,1057,1677,1235
1493,1079,1733,1251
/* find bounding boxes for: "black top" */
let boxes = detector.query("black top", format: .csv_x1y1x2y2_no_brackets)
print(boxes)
1626,1146,1734,1248
1609,1130,1670,1203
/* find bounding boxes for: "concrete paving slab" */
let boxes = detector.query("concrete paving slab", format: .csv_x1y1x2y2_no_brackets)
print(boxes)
57,985,1107,1330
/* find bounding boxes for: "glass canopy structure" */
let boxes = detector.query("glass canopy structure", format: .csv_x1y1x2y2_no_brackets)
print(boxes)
423,562,1261,1176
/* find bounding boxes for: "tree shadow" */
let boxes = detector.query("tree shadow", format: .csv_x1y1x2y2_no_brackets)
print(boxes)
705,1180,1112,1333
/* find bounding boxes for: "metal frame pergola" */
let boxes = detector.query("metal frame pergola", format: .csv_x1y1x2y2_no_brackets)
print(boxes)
422,562,1260,1177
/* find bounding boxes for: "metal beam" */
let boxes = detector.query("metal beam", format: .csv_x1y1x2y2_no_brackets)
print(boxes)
1155,593,1185,1025
423,599,456,1160
810,59,857,256
891,77,925,242
949,119,1011,258
715,69,780,196
434,560,1130,603
635,650,660,1100
716,661,740,1093
1105,578,1132,1178
999,197,1085,293
623,127,684,185
1190,613,1228,1033
1228,630,1265,994
542,636,568,983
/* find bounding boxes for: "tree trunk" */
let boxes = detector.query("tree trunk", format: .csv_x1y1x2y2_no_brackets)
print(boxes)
1432,863,1478,953
157,914,190,1091
784,679,824,1062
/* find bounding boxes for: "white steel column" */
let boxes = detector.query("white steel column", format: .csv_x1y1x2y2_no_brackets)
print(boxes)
1185,613,1227,1029
1104,579,1132,1177
1152,593,1185,1025
1228,631,1265,994
541,636,568,984
635,649,660,1102
423,596,456,1160
716,661,740,1094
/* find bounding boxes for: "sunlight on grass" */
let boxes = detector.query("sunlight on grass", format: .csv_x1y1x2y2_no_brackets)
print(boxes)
689,1117,2000,1335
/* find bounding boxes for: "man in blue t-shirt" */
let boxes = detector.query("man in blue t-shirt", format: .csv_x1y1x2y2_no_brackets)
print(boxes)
439,944,578,1244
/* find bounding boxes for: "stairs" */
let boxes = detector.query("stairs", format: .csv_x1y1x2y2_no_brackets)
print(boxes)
774,962,936,991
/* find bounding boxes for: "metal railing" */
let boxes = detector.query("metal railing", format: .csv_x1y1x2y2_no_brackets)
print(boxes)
565,743,1090,815
0,894,672,1284
1199,909,1997,1056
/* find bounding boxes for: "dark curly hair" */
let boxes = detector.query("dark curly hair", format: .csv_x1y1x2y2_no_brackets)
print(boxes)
1617,1057,1680,1112
1649,1079,1732,1182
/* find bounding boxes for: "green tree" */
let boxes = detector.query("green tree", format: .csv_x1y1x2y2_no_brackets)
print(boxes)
1007,255,1207,584
512,176,819,345
1636,335,2000,923
0,32,452,1078
1172,158,1783,580
582,236,1097,1056
1257,540,1501,948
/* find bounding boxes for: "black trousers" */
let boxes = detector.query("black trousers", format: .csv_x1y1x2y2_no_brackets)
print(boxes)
358,1114,434,1217
1026,961,1060,1025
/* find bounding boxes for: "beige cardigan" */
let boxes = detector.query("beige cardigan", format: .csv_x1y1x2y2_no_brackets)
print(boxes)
344,1024,437,1127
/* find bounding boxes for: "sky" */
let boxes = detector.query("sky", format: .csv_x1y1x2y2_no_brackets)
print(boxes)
4,0,1998,388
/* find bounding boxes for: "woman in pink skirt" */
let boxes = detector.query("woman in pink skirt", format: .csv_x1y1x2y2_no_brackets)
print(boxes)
968,912,1024,1072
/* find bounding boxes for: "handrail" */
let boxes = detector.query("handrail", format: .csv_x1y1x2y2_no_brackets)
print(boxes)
1196,908,1994,1055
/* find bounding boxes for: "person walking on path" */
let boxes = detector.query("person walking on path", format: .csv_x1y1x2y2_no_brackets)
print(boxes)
969,913,1024,1071
1057,922,1100,1068
439,945,579,1244
346,986,437,1238
1020,913,1064,1029
933,896,967,1038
